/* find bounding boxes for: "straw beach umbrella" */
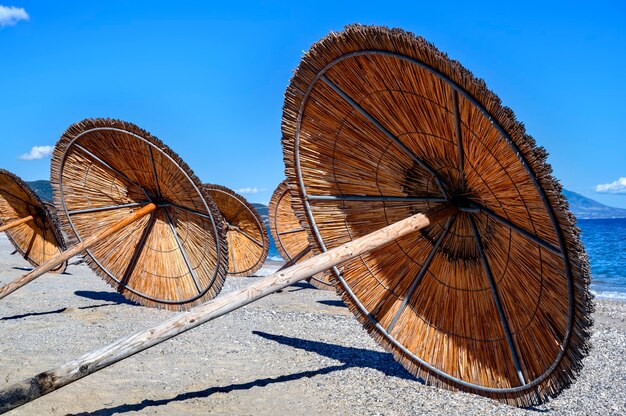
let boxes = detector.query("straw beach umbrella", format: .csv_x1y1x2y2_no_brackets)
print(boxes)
0,169,67,273
281,25,593,405
0,119,228,310
0,26,592,411
269,180,333,289
202,183,268,277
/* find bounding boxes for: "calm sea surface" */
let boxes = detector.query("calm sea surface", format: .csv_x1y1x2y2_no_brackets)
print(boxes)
266,218,626,301
578,218,626,301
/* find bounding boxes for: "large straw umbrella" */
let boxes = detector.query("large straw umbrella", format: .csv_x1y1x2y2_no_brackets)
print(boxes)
202,183,268,277
0,119,228,310
0,26,592,411
282,24,593,405
269,180,333,290
0,169,67,273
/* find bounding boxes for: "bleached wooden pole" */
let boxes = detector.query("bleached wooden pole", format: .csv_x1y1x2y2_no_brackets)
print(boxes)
0,216,34,233
0,203,158,300
0,206,455,413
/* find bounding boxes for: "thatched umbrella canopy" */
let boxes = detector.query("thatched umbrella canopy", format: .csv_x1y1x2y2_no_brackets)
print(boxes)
269,180,333,290
0,169,67,273
282,24,593,405
51,118,228,310
202,184,268,277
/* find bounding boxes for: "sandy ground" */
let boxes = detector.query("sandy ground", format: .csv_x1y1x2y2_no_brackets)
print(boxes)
0,235,625,415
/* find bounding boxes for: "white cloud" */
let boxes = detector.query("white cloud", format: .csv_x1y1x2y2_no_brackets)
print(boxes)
236,187,266,194
594,177,626,194
0,5,29,27
19,145,53,160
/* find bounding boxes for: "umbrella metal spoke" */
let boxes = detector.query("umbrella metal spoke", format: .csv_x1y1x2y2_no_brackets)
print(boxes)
163,208,202,294
319,75,449,200
469,215,526,386
307,194,448,203
67,201,152,216
232,227,264,248
120,213,157,287
278,227,306,236
166,203,213,221
73,144,151,200
387,214,456,333
225,204,247,224
452,90,465,187
148,146,162,198
471,203,561,256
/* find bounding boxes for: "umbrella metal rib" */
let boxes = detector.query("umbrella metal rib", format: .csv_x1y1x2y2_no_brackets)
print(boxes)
121,213,157,287
307,195,447,203
469,215,526,386
386,214,456,333
472,203,562,256
319,75,449,200
452,90,465,187
73,143,150,200
277,228,306,236
163,208,202,294
67,201,152,216
148,146,162,198
231,226,264,248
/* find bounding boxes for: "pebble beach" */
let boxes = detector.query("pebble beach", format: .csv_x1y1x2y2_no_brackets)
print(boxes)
0,234,624,415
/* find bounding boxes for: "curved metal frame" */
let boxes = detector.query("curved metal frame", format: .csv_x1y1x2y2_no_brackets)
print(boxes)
293,49,575,393
57,127,224,305
205,185,267,276
271,183,333,288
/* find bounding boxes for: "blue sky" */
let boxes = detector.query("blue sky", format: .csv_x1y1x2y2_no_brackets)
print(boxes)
1,1,625,207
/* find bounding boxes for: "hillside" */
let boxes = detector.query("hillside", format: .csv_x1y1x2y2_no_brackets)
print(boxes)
562,189,626,219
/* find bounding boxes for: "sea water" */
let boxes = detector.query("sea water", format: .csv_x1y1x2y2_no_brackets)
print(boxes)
578,218,626,301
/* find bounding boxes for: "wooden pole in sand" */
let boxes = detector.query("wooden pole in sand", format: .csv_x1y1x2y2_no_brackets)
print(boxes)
0,215,35,233
0,203,158,300
0,205,455,413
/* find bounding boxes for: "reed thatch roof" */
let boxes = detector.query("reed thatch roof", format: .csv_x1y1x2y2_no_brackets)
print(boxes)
0,169,67,273
202,184,268,277
50,118,228,310
281,24,593,406
269,180,333,290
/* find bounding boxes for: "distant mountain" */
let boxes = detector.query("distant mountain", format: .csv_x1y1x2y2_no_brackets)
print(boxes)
26,180,53,202
562,189,626,219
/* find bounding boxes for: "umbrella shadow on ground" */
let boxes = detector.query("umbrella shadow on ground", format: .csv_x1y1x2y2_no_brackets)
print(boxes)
74,290,136,305
65,331,414,416
0,302,118,321
317,299,346,308
0,291,135,321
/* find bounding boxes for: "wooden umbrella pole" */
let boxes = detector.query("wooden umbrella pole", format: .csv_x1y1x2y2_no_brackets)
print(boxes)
0,203,157,300
0,215,35,233
0,205,455,413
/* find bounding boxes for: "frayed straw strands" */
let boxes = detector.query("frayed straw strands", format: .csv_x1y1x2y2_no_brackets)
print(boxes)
269,180,333,290
0,169,67,273
282,24,593,406
202,183,268,277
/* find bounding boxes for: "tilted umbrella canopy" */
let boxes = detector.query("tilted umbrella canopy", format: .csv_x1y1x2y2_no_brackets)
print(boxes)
269,180,333,290
202,184,268,277
51,119,228,310
0,169,67,273
282,25,593,405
